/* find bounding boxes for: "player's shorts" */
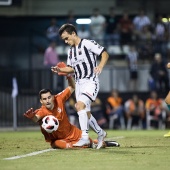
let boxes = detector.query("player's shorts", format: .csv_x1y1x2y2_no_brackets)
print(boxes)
75,78,99,111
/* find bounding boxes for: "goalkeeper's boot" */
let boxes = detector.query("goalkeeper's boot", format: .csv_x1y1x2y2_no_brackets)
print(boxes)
104,141,120,147
164,131,170,137
73,138,90,147
96,130,107,149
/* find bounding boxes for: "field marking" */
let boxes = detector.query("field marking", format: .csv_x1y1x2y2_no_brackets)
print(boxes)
3,148,55,160
3,136,124,160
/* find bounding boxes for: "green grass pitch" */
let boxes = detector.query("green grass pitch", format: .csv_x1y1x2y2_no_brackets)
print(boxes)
0,130,170,170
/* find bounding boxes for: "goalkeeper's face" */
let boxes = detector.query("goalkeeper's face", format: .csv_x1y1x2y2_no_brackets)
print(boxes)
40,92,54,110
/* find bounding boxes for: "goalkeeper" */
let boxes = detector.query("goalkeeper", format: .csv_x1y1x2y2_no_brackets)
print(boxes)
24,62,119,149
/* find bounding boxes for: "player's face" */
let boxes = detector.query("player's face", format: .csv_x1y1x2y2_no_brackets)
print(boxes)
40,92,54,110
61,31,76,46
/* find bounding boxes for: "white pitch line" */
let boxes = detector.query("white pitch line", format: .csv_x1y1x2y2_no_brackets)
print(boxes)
3,136,124,160
3,148,55,160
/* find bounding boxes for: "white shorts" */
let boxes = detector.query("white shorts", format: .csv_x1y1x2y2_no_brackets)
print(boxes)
75,78,99,112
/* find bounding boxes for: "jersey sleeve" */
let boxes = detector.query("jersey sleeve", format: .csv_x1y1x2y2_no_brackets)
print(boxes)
84,39,105,56
35,109,47,120
56,87,71,103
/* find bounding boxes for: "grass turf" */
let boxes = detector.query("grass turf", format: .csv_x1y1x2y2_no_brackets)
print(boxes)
0,130,170,170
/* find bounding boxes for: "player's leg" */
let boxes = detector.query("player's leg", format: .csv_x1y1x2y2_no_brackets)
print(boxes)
73,100,90,146
73,83,90,146
51,125,91,149
164,91,170,137
87,111,107,149
51,140,72,149
51,128,91,149
51,139,91,149
74,94,107,148
72,83,90,146
73,80,106,147
83,81,107,149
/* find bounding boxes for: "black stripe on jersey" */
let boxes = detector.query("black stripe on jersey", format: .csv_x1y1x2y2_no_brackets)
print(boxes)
78,39,83,55
78,39,83,48
92,52,97,67
74,69,78,81
69,47,73,59
82,93,94,102
73,46,77,60
82,62,88,78
76,64,82,79
84,46,94,77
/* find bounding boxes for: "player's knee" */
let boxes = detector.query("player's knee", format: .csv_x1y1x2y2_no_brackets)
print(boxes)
75,101,86,111
87,111,91,119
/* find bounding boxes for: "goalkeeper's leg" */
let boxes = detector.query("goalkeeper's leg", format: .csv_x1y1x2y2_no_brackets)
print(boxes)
51,140,72,149
51,138,92,149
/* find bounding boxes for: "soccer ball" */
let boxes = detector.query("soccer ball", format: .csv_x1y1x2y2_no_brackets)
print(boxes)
41,115,59,133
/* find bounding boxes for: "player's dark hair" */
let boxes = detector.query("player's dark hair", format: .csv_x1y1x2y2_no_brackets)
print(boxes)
39,89,53,99
58,23,77,36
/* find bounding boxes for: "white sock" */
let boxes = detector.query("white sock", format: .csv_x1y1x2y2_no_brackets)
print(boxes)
77,110,89,139
89,115,102,136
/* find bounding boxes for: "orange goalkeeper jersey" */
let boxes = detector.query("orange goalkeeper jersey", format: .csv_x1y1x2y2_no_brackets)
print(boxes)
36,87,81,143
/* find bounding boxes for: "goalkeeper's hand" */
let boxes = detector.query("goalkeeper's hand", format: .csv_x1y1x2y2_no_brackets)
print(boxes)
23,108,38,119
51,62,68,76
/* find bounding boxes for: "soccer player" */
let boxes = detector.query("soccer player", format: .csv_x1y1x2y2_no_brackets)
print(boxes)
51,24,109,148
163,62,170,137
164,91,170,137
24,72,82,149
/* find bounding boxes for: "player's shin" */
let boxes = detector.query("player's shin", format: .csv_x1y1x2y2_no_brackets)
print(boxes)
89,114,102,135
77,110,89,139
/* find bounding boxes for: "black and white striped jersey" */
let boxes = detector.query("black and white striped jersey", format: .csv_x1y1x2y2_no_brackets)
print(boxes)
67,39,105,81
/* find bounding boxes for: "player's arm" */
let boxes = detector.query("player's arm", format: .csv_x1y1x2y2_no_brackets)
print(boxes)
23,108,41,122
52,62,75,93
67,75,75,94
51,63,74,75
94,50,109,75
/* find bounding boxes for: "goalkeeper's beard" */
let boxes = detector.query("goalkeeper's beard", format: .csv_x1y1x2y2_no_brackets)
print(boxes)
46,102,54,110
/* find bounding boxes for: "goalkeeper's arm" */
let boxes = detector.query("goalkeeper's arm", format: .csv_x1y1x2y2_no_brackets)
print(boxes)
51,62,74,75
23,108,40,122
67,75,75,93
